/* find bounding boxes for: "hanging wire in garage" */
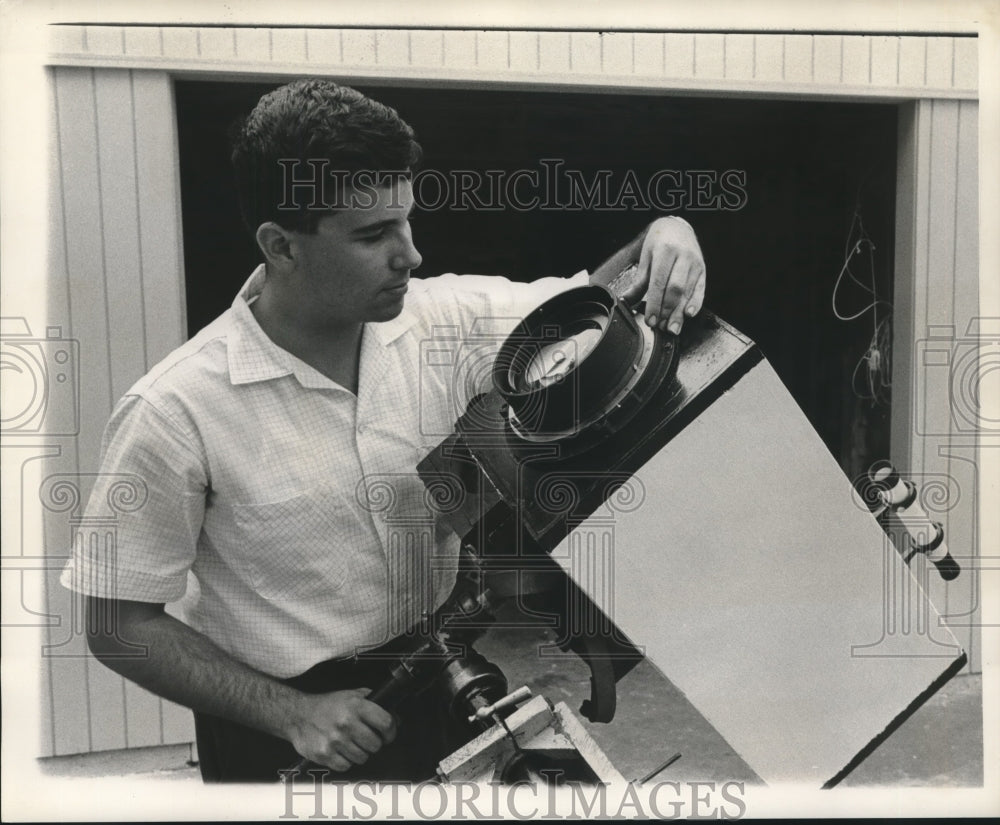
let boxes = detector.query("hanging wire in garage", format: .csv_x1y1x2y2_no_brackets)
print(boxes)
832,201,893,406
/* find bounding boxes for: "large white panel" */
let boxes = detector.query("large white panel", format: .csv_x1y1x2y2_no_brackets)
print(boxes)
550,360,964,785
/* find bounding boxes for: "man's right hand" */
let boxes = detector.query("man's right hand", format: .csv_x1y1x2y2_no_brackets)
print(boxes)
84,597,399,776
285,688,397,772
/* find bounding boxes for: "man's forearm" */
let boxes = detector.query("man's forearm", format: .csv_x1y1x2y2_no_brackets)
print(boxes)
86,598,397,771
87,602,301,741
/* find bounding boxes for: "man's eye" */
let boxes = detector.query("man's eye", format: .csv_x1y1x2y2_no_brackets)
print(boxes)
360,229,386,243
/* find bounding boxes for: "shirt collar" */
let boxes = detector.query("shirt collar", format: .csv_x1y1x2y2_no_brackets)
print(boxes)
226,265,417,387
368,302,417,345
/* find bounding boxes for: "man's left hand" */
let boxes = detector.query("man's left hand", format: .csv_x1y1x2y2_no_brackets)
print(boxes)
621,216,706,334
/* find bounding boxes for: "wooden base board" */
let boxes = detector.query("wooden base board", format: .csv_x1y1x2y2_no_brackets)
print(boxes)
437,697,624,785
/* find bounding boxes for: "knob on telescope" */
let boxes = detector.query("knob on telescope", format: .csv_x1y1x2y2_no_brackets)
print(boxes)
864,460,960,581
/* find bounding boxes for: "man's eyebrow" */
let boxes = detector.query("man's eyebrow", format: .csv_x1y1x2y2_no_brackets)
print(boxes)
351,217,394,235
350,204,414,235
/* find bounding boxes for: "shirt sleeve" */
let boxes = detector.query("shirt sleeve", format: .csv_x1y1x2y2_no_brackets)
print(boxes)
59,394,208,603
426,270,590,328
410,270,591,408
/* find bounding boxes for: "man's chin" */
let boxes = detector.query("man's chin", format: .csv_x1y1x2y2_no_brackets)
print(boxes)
370,296,406,323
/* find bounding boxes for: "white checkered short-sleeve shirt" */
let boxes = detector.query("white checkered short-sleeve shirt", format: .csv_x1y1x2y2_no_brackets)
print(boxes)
61,265,587,677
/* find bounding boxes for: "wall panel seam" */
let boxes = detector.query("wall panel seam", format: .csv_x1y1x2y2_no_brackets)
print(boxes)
128,72,149,372
91,74,114,414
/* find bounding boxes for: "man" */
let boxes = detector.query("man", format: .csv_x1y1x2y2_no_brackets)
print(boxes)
63,79,706,782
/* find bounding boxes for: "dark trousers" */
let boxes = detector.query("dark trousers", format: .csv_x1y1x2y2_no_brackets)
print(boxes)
193,648,468,783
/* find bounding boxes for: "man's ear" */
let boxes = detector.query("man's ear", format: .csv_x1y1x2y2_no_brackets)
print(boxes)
255,222,295,267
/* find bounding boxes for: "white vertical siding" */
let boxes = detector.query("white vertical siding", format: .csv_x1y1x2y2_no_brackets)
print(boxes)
132,72,187,367
570,32,601,74
693,33,725,79
410,30,444,68
43,66,191,757
508,31,538,72
49,65,121,756
946,100,982,675
48,27,978,99
632,33,663,77
537,32,570,75
272,28,308,64
235,28,271,62
892,99,980,673
663,33,696,79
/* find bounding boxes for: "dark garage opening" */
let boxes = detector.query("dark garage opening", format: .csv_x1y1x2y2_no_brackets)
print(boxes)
175,80,897,478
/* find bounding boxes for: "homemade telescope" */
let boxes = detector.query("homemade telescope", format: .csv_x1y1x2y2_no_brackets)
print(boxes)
296,274,966,786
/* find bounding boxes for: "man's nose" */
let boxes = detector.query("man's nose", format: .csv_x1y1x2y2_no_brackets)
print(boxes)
393,237,422,271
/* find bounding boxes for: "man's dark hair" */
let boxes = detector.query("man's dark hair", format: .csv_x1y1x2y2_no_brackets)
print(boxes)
230,79,422,234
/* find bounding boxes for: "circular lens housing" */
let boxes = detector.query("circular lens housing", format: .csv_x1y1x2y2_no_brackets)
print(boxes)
492,285,655,439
